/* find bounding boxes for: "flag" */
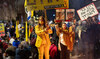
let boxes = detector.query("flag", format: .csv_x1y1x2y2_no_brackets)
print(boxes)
16,21,19,38
31,10,34,17
24,0,27,7
25,21,28,42
29,25,31,37
27,11,31,21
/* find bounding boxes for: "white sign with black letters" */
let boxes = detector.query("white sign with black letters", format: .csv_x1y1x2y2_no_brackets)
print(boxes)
77,3,99,21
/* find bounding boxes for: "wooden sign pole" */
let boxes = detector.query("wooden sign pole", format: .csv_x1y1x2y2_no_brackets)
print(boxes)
44,9,47,23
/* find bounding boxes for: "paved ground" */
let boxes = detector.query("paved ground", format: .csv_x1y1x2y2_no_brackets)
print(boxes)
71,56,100,59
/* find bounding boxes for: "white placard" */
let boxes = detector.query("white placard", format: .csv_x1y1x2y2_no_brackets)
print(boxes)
77,3,99,21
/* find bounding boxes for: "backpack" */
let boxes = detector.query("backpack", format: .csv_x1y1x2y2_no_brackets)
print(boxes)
49,44,57,58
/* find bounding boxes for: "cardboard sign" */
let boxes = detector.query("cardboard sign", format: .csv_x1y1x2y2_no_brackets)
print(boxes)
25,0,69,11
56,9,75,21
0,23,5,36
56,9,65,20
66,9,75,20
77,3,99,21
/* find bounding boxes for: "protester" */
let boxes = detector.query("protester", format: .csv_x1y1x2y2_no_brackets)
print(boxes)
55,23,70,59
35,16,52,59
10,26,15,37
75,20,83,55
30,32,38,59
9,36,15,45
2,40,8,50
81,17,97,59
15,41,31,59
69,23,75,52
5,36,10,43
12,38,20,48
51,19,60,59
4,43,16,59
52,19,60,48
0,42,5,59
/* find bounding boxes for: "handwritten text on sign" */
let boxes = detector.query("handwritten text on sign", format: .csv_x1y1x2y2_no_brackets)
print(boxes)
77,3,99,21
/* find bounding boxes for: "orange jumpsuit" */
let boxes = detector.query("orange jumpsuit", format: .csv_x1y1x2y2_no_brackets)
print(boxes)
35,25,52,59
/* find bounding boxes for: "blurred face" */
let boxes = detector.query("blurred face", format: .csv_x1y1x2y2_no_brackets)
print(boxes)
79,21,81,25
67,13,74,19
73,19,76,24
39,19,44,25
8,44,11,47
62,24,66,29
72,24,75,28
92,17,95,20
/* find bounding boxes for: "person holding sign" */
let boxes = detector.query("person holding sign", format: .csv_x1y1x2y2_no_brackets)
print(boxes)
35,16,52,59
55,23,71,59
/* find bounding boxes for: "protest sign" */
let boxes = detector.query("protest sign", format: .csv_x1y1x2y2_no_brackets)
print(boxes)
56,9,75,21
0,23,5,36
56,9,65,20
66,9,75,20
25,0,69,11
77,3,99,21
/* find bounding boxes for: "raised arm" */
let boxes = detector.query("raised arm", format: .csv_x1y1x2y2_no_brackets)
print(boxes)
35,25,45,35
55,25,61,36
47,28,53,34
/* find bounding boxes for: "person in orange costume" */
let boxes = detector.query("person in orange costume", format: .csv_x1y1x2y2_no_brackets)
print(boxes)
69,25,75,52
35,16,52,59
55,23,71,59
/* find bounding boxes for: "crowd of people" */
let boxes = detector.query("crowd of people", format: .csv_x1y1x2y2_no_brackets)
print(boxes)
0,15,100,59
75,16,100,59
0,37,31,59
0,16,76,59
